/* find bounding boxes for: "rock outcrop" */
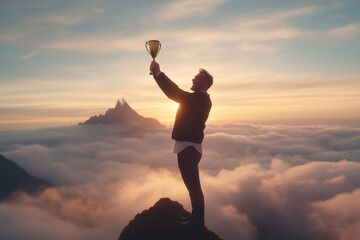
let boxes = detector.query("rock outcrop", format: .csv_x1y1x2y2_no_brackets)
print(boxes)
118,198,224,240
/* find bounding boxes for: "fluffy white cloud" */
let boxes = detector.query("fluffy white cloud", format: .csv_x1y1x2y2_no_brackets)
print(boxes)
310,189,360,240
0,123,360,240
204,159,360,239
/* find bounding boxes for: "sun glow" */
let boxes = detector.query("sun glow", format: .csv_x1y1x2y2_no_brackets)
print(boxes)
171,102,180,112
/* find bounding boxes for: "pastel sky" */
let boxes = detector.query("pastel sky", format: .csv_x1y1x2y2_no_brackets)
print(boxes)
1,0,360,130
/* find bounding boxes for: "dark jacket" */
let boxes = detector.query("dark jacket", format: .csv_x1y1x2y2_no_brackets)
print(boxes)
154,72,212,144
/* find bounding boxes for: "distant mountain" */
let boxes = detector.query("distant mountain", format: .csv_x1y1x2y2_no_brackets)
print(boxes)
0,154,52,200
118,198,224,240
79,98,164,128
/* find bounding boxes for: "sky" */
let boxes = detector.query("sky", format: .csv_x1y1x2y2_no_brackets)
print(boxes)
1,123,360,240
1,2,360,239
1,0,360,130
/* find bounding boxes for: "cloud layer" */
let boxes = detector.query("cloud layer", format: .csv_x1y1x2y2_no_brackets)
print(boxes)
0,123,359,240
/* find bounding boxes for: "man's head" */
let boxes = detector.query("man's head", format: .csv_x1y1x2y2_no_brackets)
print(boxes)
191,68,213,92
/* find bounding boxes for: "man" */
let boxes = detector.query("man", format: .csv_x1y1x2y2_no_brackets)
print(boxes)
150,61,213,230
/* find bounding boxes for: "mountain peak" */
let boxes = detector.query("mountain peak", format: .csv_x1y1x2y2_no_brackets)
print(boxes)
115,98,128,109
118,198,224,240
120,97,127,105
115,99,122,109
79,98,164,128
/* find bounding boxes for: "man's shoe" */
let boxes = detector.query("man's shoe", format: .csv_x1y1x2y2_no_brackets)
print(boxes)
179,215,192,223
181,219,205,232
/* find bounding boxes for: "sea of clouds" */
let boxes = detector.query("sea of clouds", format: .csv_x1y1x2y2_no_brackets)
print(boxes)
0,123,360,240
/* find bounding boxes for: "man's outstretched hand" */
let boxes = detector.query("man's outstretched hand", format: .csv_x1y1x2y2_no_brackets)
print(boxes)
150,61,161,76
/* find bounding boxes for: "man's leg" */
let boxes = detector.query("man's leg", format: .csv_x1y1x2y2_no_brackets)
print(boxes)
177,146,204,226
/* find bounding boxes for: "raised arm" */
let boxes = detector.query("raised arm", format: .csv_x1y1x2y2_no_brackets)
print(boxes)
150,61,189,103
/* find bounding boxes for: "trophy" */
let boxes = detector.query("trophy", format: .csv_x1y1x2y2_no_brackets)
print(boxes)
145,40,161,75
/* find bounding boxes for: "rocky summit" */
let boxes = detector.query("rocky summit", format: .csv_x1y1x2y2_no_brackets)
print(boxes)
79,98,164,128
118,198,224,240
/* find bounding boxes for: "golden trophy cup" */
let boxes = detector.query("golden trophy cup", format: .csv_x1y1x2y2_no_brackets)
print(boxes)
145,40,161,75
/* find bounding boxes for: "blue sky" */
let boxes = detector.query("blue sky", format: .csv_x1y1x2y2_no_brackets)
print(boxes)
1,0,360,129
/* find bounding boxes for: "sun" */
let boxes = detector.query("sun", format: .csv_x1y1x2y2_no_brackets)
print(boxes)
171,102,180,112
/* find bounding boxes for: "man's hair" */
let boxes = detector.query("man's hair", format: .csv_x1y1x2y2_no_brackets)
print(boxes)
199,68,213,90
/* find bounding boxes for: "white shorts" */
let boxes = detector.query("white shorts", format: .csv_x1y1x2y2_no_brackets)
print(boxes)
173,140,202,154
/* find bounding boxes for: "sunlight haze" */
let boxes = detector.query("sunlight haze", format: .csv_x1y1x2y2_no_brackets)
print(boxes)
1,1,360,240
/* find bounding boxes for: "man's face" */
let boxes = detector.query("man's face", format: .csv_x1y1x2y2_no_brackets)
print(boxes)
191,72,206,92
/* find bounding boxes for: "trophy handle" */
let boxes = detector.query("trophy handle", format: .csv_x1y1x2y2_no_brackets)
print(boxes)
157,42,161,55
145,41,151,56
145,41,154,75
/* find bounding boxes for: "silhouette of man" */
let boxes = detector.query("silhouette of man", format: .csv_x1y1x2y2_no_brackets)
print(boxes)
150,61,213,230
